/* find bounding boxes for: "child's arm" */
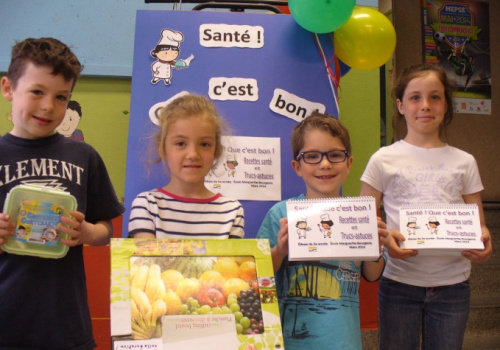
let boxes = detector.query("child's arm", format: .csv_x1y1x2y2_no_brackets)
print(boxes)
270,217,289,273
360,182,418,260
0,213,15,253
58,210,114,246
361,216,388,281
131,232,156,238
461,192,493,263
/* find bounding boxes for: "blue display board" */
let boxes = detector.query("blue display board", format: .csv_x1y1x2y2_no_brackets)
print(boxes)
123,10,343,238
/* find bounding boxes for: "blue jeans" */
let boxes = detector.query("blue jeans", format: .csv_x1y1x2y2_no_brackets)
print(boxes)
378,276,470,350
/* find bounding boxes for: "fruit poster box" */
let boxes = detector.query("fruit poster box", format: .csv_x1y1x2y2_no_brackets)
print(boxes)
110,238,283,350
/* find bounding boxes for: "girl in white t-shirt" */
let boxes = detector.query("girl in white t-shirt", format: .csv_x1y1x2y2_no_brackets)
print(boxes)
361,64,492,350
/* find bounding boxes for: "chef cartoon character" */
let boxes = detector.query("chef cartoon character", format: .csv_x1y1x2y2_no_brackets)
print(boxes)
296,216,310,239
150,29,194,86
426,217,440,235
224,154,239,177
406,217,419,235
318,213,333,238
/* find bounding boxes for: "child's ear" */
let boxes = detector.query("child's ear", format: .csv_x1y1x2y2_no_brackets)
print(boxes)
346,156,354,170
396,99,404,115
1,77,13,101
291,159,302,177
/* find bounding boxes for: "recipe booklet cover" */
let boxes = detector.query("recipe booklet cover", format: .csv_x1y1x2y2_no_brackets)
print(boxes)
399,203,484,254
286,197,380,261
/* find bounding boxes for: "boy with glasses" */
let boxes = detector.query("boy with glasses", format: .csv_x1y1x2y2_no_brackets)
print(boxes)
257,111,387,350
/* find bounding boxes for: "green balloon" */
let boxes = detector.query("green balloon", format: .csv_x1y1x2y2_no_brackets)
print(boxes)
289,0,356,33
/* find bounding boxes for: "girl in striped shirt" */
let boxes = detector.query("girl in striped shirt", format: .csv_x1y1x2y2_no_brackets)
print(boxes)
128,94,244,239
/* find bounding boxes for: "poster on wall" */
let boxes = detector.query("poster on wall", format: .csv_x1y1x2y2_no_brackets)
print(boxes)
124,10,343,238
421,0,491,115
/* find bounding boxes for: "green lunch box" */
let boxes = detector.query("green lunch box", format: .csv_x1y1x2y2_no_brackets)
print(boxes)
2,185,77,258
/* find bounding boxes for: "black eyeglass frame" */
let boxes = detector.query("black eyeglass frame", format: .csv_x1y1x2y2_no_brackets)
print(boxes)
296,150,350,164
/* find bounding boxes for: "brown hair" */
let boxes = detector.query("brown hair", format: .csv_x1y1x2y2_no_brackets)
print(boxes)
290,110,351,159
7,38,82,89
392,64,455,141
154,94,226,165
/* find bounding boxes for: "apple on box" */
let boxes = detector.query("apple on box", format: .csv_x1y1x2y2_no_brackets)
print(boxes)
198,288,226,308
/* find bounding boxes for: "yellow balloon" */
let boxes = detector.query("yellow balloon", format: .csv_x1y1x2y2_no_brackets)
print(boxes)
334,7,396,70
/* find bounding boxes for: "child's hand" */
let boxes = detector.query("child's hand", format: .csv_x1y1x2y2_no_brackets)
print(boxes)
276,217,289,257
270,217,289,273
58,210,113,247
58,210,88,246
385,229,418,259
0,213,15,253
462,226,493,263
377,216,389,247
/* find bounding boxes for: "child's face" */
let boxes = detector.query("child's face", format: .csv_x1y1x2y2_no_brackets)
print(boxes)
56,108,81,137
397,72,447,139
163,114,216,191
291,129,352,199
1,62,73,139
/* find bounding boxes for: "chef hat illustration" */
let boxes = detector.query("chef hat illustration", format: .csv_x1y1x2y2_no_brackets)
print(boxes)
407,217,417,224
298,216,307,223
320,214,331,221
227,154,237,162
428,217,440,225
157,29,184,47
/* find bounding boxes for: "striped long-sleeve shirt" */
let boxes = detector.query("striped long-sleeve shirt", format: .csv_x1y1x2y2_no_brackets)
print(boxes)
128,188,244,239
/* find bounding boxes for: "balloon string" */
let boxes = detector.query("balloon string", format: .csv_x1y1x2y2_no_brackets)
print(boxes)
313,33,340,116
329,33,341,89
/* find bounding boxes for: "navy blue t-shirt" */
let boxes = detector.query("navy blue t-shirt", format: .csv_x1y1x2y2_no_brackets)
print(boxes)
0,133,124,349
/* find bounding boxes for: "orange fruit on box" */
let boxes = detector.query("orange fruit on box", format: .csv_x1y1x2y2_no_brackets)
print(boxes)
213,257,239,279
161,269,185,291
199,270,226,291
238,261,257,282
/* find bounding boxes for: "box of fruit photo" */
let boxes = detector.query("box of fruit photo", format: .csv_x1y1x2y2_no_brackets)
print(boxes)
110,238,283,350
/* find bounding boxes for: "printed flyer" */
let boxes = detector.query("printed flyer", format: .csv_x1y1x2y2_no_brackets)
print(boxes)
205,136,281,201
421,1,491,114
399,203,484,254
286,197,380,261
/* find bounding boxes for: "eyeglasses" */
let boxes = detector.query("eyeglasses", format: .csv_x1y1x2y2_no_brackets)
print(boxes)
296,150,349,164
